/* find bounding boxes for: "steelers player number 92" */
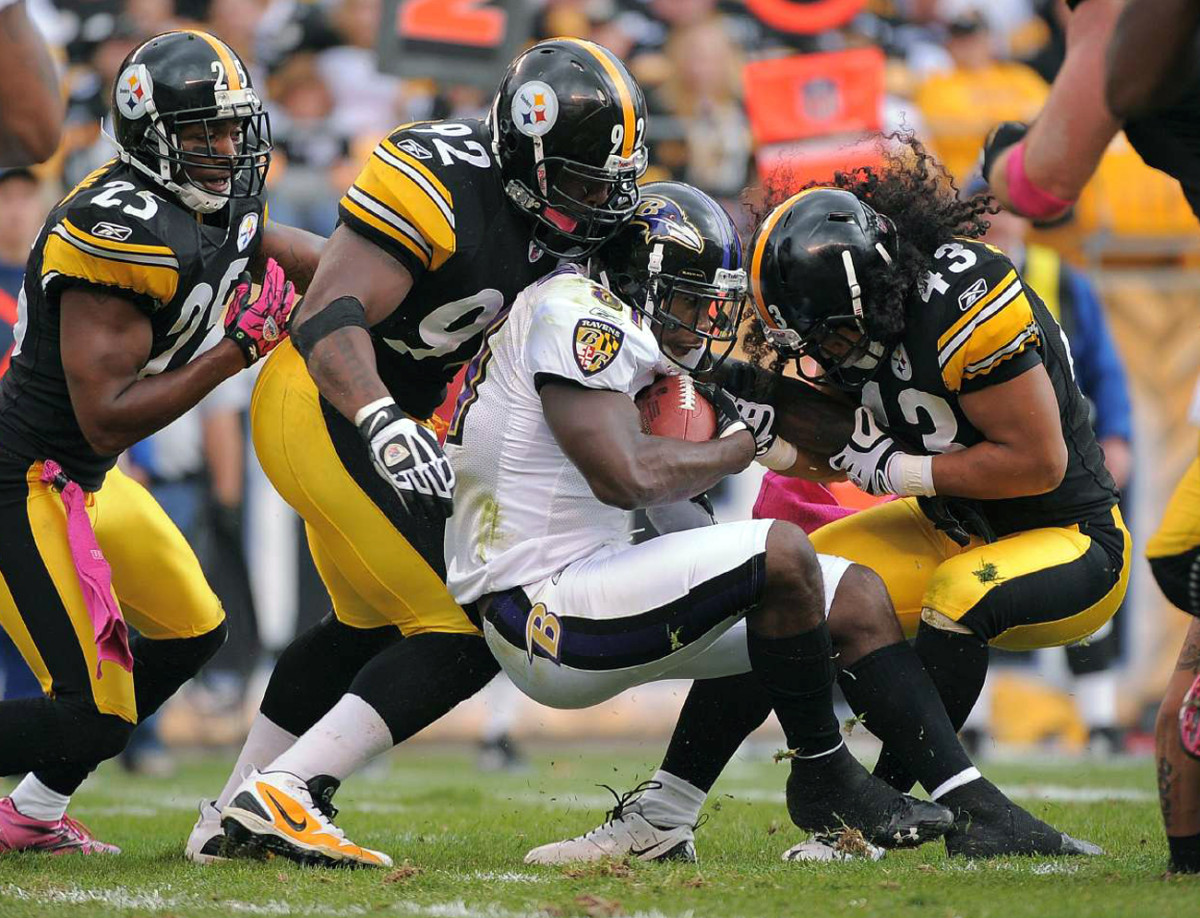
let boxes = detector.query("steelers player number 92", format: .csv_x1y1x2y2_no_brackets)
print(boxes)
381,0,535,90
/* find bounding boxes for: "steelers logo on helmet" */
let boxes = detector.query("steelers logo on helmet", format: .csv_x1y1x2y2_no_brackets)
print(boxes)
511,81,559,138
631,195,704,253
115,64,153,120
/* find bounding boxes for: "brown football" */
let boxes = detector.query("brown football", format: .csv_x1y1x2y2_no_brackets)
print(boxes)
635,374,717,442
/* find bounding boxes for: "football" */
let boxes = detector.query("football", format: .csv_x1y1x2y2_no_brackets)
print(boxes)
635,374,717,441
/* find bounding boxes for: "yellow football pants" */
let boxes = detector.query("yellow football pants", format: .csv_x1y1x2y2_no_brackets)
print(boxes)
250,339,477,636
810,497,1130,651
0,462,224,723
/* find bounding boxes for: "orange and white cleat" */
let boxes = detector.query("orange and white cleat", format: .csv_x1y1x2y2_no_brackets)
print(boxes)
220,769,392,868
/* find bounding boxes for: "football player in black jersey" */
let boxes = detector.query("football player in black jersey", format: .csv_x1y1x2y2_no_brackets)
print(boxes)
981,0,1200,875
0,30,323,856
191,39,649,869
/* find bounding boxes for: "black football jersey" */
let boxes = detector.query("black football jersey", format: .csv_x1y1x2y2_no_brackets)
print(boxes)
866,238,1118,538
0,159,266,490
336,119,558,420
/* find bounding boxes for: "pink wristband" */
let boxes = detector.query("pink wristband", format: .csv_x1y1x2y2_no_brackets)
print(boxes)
1005,141,1074,219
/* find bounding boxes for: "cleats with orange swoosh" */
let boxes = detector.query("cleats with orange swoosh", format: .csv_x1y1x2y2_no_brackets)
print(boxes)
220,769,392,868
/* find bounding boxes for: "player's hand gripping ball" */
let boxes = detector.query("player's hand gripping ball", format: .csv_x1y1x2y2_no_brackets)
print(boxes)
635,374,717,441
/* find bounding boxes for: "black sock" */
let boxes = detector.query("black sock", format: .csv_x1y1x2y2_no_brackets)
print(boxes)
30,624,227,795
747,624,841,758
874,624,989,791
840,641,978,797
347,632,499,742
661,673,773,793
261,613,399,737
1168,832,1200,873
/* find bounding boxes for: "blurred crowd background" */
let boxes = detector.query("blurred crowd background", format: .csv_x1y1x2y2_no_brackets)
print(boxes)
1,0,1197,773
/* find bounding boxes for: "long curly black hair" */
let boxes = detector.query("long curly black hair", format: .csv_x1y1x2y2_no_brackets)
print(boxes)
742,133,995,369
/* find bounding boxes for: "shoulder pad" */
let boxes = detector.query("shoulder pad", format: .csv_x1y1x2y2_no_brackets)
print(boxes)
43,184,180,307
925,241,1039,392
337,121,490,274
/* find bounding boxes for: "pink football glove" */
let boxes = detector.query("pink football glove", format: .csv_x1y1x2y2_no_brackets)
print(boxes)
224,258,296,366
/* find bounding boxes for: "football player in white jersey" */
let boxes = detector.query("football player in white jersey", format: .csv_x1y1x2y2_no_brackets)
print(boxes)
444,182,955,856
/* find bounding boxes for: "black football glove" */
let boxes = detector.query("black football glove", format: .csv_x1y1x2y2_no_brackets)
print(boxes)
358,402,455,521
980,120,1029,185
695,382,751,442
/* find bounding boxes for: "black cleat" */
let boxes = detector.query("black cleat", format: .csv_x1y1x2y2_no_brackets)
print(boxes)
943,787,1104,858
786,747,955,850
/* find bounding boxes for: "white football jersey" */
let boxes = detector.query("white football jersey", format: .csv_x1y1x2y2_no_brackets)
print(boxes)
444,267,669,604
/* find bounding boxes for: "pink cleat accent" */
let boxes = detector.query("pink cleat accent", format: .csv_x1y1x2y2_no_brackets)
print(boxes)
0,797,120,855
1181,673,1200,760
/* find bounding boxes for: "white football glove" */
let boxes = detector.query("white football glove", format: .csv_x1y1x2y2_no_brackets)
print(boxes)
357,399,456,519
828,406,935,497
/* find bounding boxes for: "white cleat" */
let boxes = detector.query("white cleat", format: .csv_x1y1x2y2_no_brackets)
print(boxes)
184,799,228,865
525,795,695,865
782,831,886,863
220,769,392,869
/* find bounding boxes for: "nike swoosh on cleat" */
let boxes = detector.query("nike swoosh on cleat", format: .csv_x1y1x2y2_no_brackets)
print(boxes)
264,789,309,833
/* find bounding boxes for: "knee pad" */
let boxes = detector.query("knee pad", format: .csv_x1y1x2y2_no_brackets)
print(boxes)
133,619,229,679
1149,549,1200,616
920,607,976,635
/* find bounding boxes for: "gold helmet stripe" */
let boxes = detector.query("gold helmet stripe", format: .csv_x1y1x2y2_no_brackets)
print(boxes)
749,186,829,328
561,38,637,159
184,29,244,91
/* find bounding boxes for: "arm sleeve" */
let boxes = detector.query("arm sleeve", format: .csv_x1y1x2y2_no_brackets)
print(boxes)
525,293,639,395
936,263,1043,394
337,127,457,279
40,215,179,316
1065,268,1132,441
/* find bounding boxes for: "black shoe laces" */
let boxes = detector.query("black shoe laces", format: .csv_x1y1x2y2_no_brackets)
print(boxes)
597,780,662,826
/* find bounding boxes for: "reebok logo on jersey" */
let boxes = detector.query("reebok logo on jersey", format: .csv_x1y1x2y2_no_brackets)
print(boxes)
91,222,132,241
958,277,989,311
397,138,432,161
574,318,624,377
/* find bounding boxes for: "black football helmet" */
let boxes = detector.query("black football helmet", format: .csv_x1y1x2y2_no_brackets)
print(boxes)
748,187,899,390
591,181,747,371
491,38,648,258
111,30,271,214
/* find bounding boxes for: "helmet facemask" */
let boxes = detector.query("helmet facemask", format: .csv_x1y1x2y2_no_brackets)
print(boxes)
117,65,271,215
793,315,890,391
507,148,646,259
611,258,747,373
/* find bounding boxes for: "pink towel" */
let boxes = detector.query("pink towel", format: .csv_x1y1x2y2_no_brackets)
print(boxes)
40,460,133,678
752,473,857,535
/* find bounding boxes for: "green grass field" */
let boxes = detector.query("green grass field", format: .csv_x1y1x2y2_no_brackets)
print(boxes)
1,745,1195,918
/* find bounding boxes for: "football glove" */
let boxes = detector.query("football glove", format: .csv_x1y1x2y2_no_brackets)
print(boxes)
358,399,455,520
224,258,296,366
979,121,1028,185
694,382,751,442
829,407,935,497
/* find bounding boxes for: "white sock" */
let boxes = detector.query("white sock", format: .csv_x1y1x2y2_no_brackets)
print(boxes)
481,673,522,743
636,770,707,829
215,713,298,810
268,694,394,783
9,774,70,822
1075,670,1118,730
